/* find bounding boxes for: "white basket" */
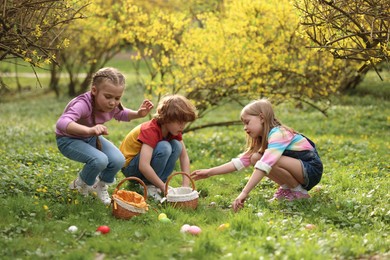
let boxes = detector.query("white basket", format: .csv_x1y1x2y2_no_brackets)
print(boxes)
167,187,199,202
164,172,199,209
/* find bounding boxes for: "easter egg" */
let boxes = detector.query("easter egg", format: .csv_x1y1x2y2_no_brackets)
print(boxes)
96,225,110,234
180,224,191,233
305,224,316,230
158,213,167,220
256,212,264,217
159,217,171,223
188,225,202,235
68,225,78,233
217,223,230,231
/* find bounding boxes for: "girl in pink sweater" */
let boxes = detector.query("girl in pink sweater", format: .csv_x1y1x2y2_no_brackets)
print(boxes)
56,67,153,205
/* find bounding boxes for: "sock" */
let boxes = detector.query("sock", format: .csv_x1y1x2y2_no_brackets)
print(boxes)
292,185,308,194
281,184,289,189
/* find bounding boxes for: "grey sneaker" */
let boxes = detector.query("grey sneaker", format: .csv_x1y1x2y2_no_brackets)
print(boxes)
69,176,89,196
91,180,111,205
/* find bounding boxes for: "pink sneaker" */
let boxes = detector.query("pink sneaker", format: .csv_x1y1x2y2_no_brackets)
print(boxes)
271,187,294,201
290,190,311,200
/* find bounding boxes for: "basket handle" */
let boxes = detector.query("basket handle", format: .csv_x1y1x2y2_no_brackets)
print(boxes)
113,177,148,201
164,172,196,196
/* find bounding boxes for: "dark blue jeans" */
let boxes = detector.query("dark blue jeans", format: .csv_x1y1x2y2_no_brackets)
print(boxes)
121,140,182,185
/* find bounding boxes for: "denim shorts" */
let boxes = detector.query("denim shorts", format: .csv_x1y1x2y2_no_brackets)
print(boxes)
282,149,323,191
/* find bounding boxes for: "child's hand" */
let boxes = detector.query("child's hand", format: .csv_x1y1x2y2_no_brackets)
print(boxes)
232,191,248,212
190,169,210,181
137,99,154,117
90,124,108,136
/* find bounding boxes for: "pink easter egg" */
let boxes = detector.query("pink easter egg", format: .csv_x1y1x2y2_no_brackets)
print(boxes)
305,224,316,230
188,225,202,235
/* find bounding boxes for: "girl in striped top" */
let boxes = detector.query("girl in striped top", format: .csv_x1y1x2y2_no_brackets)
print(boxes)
191,99,323,212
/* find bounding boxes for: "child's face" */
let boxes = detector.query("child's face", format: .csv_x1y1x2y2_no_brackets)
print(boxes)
92,83,124,112
241,113,264,138
163,121,187,136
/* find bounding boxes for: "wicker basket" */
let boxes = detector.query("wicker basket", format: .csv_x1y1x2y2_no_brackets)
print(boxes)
164,172,198,209
111,177,149,220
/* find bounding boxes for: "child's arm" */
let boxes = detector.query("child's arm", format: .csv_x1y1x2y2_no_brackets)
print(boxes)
66,121,108,136
191,161,237,181
232,169,266,212
139,144,166,192
178,141,191,187
127,99,154,120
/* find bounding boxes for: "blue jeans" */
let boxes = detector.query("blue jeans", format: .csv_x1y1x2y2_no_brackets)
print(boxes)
56,136,125,185
121,140,182,184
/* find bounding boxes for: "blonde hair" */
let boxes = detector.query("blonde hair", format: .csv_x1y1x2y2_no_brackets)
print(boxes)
92,67,125,89
154,94,197,124
241,98,294,154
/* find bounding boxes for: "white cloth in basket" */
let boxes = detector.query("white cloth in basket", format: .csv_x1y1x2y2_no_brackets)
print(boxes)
166,187,199,202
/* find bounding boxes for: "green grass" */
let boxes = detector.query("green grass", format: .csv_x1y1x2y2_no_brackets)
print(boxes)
0,71,389,259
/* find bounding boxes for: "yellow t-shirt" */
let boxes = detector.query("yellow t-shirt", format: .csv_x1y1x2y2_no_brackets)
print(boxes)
120,124,143,167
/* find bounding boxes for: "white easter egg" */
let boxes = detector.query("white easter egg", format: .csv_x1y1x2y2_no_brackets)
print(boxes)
68,225,78,233
180,224,191,233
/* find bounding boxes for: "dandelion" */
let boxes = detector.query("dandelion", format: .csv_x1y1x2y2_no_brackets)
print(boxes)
43,205,49,211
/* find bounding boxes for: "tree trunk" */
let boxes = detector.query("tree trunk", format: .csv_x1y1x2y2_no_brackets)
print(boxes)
340,64,370,92
49,65,61,98
68,72,76,97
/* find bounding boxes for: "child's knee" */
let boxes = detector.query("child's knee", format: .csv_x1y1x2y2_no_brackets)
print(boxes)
112,153,125,168
170,139,182,154
250,152,262,166
91,156,109,169
156,141,173,156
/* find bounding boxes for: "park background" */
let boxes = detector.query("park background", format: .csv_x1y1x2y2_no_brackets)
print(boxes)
0,0,389,259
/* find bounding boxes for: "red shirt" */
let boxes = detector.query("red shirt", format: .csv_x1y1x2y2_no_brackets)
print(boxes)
120,119,182,167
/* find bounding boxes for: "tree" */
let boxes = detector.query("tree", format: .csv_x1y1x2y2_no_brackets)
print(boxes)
119,0,360,131
0,0,86,92
55,0,222,97
52,0,127,96
0,0,86,67
294,0,390,89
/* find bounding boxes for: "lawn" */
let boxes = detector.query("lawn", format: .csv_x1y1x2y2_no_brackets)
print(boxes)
0,70,389,259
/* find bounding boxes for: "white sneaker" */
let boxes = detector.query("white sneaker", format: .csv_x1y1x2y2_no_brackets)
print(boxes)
146,185,162,202
69,176,89,196
91,180,111,205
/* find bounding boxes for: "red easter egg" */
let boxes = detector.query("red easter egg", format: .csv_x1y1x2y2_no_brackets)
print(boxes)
96,225,110,234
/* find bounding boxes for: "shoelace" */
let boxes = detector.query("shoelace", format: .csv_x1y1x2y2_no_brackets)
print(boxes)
99,185,110,200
